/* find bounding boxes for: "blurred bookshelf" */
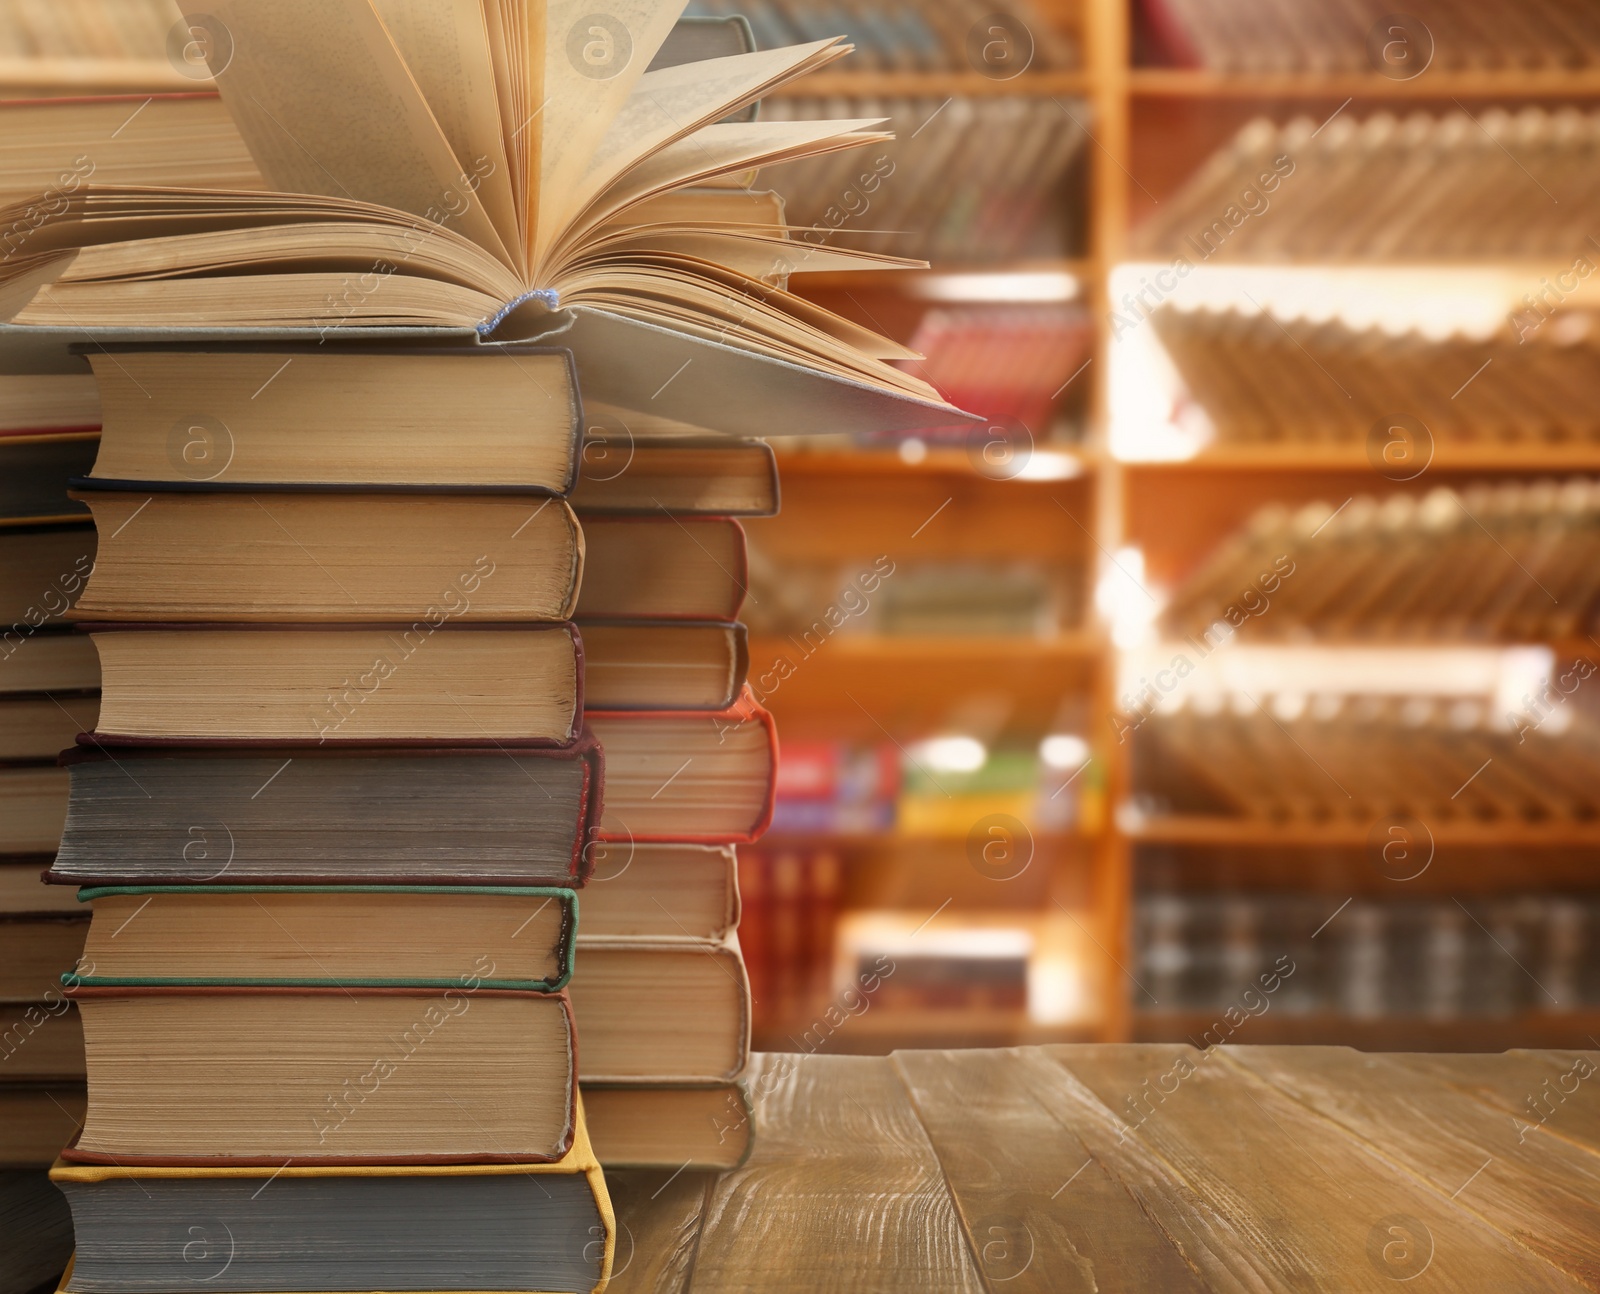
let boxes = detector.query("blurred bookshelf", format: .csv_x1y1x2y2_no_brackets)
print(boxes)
12,0,1599,1054
753,0,1600,1055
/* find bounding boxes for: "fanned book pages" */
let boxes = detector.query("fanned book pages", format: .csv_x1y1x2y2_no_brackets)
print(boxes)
0,0,974,437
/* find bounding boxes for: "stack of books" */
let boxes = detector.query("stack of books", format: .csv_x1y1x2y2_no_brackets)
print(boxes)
1130,108,1600,261
1164,484,1600,643
46,344,614,1291
1153,305,1600,448
1,381,98,1294
0,2,975,1283
569,434,778,1170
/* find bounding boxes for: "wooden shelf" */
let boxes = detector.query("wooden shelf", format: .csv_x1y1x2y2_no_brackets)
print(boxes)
1134,1010,1600,1051
753,631,1099,662
1129,67,1600,99
0,58,197,93
768,70,1093,99
772,445,1095,478
763,825,1100,846
797,260,1093,301
1119,442,1600,473
1127,815,1600,848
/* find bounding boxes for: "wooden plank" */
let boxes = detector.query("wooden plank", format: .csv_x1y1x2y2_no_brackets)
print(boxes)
1043,1043,1593,1291
689,1054,985,1292
603,1167,711,1294
1223,1047,1600,1290
893,1047,1205,1292
1394,1050,1600,1149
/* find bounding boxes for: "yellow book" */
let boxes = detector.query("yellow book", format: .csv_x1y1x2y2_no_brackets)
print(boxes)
50,1096,614,1294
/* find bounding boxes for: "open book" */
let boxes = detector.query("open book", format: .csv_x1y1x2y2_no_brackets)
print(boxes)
0,0,971,434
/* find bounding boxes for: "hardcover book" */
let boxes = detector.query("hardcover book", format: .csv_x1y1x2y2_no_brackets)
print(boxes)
65,985,578,1165
49,741,602,887
52,1100,614,1293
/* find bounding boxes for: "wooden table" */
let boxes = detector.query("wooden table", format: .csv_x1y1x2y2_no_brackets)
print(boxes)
606,1045,1600,1292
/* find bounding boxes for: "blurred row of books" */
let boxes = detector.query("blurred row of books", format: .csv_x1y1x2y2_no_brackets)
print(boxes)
1135,0,1600,73
690,0,1080,72
761,96,1088,263
1136,892,1600,1018
1165,485,1600,643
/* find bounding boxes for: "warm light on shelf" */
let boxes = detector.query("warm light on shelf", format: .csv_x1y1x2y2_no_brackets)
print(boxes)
1039,734,1090,769
911,735,988,773
907,270,1082,304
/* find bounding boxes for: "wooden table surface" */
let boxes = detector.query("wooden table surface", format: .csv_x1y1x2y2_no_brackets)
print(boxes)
605,1045,1600,1293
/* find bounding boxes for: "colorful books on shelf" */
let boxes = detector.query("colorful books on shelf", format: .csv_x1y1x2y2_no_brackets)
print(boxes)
1152,305,1600,448
1130,109,1600,262
1136,0,1600,75
1163,484,1600,644
759,94,1088,264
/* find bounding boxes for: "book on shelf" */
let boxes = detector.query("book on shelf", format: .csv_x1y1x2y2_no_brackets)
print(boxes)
0,0,177,67
1136,0,1600,75
1163,483,1600,643
740,846,842,1030
1,1088,86,1166
1130,109,1600,262
70,885,577,991
51,1108,615,1293
770,740,898,834
1152,305,1600,448
760,94,1088,264
1136,891,1600,1021
892,304,1094,436
49,742,602,888
0,2,975,439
